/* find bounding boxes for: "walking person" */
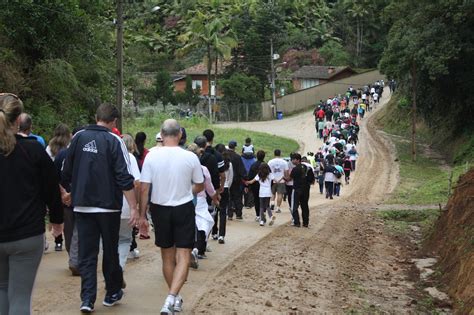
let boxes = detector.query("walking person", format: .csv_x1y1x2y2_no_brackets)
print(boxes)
323,158,337,200
212,149,232,244
268,149,289,213
62,103,140,313
289,153,314,227
46,123,72,252
139,119,204,314
247,150,265,221
246,163,276,227
118,134,141,271
0,93,63,315
226,140,246,220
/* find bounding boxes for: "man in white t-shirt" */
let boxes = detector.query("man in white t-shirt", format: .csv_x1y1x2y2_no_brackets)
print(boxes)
139,119,204,314
268,149,289,213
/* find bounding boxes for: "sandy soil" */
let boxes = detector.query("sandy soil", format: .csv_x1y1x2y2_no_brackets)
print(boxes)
33,92,417,314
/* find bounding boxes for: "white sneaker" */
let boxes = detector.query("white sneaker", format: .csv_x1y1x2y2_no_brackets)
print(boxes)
160,301,174,314
128,248,140,259
174,295,183,312
255,216,260,222
259,220,265,226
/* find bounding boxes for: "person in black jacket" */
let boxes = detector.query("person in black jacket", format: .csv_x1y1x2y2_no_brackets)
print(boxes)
62,103,140,313
247,150,265,220
289,153,314,227
227,140,246,220
0,93,63,315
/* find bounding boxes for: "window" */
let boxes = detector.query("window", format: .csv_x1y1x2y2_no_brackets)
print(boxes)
192,80,203,90
301,79,319,89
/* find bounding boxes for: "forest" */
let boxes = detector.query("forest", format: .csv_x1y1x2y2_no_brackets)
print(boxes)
1,0,472,144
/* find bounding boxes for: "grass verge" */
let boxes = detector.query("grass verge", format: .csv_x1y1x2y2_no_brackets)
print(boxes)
376,209,440,236
123,113,299,157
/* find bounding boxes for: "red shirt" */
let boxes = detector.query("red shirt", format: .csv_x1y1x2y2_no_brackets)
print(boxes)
317,109,325,119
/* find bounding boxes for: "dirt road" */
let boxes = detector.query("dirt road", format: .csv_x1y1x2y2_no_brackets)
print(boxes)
33,92,415,314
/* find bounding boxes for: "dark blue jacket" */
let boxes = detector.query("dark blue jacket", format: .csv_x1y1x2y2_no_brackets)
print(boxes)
61,125,134,210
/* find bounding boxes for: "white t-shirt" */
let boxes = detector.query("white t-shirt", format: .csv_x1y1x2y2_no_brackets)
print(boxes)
286,161,295,186
268,157,289,183
141,146,204,206
373,93,379,100
255,173,274,197
121,153,140,219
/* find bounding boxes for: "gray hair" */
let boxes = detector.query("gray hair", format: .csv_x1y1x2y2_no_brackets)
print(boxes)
161,119,181,137
122,134,136,153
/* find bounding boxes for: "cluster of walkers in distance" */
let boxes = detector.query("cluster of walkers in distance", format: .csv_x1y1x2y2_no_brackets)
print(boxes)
0,82,380,314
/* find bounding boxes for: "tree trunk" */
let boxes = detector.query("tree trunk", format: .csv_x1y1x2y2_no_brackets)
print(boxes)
207,44,212,123
237,104,240,122
245,103,249,121
411,62,417,162
214,52,218,122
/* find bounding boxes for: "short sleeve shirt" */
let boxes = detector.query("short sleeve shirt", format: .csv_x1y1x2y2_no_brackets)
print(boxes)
268,158,289,183
254,173,274,197
121,153,140,218
141,146,204,206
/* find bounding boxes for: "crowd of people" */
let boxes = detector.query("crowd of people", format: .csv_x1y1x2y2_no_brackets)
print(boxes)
0,82,381,314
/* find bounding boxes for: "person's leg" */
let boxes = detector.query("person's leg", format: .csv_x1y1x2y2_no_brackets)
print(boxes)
286,185,293,210
259,198,266,222
292,189,301,226
98,212,123,297
160,247,176,289
251,184,260,217
328,181,334,199
118,218,132,270
6,234,44,315
276,187,283,209
76,212,101,304
169,248,192,295
196,231,206,256
301,189,310,226
69,220,79,271
319,176,324,193
230,183,243,219
0,243,9,314
63,206,74,253
218,188,229,237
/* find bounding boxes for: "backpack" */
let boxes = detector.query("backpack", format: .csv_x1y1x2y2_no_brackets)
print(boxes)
303,164,315,185
333,168,342,179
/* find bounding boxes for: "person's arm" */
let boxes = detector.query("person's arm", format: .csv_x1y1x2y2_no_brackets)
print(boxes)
138,182,150,223
191,155,205,194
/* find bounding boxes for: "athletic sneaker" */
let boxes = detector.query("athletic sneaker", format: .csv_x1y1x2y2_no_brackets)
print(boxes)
269,215,276,226
190,248,199,269
174,295,183,312
259,220,265,226
128,248,140,259
197,253,207,259
80,301,94,313
275,208,282,213
206,245,212,252
160,301,174,314
103,289,123,307
211,234,218,240
255,216,260,222
218,236,225,244
55,243,63,251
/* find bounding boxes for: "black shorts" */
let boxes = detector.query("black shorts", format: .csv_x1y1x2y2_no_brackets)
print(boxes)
149,201,196,249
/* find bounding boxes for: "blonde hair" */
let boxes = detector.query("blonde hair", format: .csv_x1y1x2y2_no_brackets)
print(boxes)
0,93,23,156
122,134,136,154
187,143,204,156
48,123,71,158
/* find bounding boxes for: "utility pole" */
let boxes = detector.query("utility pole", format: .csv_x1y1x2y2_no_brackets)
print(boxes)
270,38,277,118
411,61,417,162
116,0,124,132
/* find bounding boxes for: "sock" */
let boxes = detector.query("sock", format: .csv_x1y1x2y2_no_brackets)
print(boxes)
165,294,176,305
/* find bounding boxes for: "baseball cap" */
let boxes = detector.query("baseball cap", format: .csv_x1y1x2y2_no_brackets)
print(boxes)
228,140,237,149
155,132,162,142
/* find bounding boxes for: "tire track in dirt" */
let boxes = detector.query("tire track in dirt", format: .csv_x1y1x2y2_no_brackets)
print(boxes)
193,93,417,313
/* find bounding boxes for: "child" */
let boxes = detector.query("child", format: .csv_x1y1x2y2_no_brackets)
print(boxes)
242,137,255,158
246,163,276,226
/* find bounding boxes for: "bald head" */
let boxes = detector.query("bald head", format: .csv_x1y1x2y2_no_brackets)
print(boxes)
161,119,181,137
161,119,182,146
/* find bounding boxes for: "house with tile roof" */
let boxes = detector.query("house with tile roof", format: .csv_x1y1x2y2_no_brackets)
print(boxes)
173,62,229,97
291,66,355,91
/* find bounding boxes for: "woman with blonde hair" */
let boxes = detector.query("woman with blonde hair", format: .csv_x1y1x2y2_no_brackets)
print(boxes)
118,134,141,271
0,93,63,314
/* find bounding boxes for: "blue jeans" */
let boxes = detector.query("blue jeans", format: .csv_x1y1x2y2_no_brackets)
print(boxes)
0,234,44,315
75,212,122,304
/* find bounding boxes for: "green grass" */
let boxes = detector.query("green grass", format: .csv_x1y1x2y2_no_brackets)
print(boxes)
122,113,299,158
376,209,440,236
387,138,466,205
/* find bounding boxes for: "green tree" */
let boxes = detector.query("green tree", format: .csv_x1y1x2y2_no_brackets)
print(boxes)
319,40,350,66
154,70,175,109
221,73,261,121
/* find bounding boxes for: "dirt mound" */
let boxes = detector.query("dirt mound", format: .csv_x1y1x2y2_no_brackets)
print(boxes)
426,169,474,314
